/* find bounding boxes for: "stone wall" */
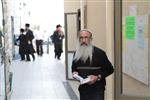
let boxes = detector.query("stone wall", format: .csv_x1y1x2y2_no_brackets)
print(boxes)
2,0,13,99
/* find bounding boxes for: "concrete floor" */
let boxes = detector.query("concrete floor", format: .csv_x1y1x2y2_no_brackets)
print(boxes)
10,45,77,100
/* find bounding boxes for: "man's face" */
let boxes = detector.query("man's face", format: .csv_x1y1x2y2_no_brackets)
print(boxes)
57,27,62,31
79,31,91,45
25,26,29,30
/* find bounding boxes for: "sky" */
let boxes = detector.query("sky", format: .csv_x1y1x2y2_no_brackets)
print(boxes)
27,0,64,35
0,0,64,38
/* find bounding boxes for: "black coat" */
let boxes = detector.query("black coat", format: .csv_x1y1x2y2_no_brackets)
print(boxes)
53,31,64,53
25,29,35,54
72,46,114,93
53,31,64,44
16,34,26,54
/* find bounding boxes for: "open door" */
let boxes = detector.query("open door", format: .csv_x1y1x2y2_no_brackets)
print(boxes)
64,12,79,80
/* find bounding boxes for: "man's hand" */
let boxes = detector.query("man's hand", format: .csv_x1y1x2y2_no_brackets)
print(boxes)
72,71,85,82
72,71,79,79
87,75,98,85
72,71,78,75
28,41,31,44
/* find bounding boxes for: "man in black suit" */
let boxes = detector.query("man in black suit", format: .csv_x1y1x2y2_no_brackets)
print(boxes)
72,29,114,100
52,24,64,60
25,23,35,61
16,28,26,60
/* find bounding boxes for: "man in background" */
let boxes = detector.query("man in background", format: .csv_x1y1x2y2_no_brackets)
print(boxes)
25,23,35,61
16,28,26,61
52,24,64,60
35,25,44,56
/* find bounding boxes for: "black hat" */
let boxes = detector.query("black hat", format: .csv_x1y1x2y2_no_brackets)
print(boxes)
20,28,24,32
25,23,30,27
56,24,62,28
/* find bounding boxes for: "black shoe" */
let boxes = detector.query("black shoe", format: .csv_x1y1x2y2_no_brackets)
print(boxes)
57,57,61,60
55,54,57,59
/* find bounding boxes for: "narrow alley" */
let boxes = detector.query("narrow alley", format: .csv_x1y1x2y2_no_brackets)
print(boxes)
10,45,78,100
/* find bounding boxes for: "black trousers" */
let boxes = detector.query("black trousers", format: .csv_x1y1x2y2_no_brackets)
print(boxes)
36,40,43,56
20,53,25,60
54,43,62,59
80,91,104,100
26,53,35,61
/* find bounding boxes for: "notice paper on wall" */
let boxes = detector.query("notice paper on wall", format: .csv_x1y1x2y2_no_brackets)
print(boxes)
129,4,137,16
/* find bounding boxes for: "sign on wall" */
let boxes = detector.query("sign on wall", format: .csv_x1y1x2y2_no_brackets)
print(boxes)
123,15,149,85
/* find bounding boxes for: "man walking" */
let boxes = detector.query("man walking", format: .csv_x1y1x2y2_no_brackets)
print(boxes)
72,29,114,100
25,23,35,61
52,24,64,60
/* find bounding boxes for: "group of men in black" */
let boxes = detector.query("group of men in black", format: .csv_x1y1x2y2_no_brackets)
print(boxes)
16,24,64,61
16,23,35,61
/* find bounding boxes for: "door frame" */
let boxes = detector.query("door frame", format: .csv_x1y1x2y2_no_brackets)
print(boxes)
64,12,79,80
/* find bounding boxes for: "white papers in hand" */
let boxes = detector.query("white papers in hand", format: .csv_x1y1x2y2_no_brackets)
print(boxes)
73,74,91,84
73,74,84,81
80,77,91,84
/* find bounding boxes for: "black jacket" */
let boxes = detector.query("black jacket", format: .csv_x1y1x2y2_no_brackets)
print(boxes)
53,31,64,44
72,46,114,93
16,34,26,54
25,29,34,42
25,29,35,54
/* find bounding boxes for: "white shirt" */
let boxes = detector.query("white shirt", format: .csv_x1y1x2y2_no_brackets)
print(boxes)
34,30,44,40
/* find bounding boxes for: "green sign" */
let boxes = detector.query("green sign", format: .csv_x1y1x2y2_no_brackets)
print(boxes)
125,16,135,39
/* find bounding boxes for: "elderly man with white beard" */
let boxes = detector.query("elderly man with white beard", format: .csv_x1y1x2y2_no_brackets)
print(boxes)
71,29,114,100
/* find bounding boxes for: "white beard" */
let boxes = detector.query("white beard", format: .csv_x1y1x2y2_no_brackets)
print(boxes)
74,42,93,63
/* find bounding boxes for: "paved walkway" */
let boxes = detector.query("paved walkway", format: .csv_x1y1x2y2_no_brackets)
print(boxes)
10,45,75,100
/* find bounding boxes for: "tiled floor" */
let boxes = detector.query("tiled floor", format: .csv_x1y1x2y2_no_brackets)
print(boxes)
10,45,73,100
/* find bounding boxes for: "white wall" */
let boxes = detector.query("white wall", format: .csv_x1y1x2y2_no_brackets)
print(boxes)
64,0,80,13
86,1,106,50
